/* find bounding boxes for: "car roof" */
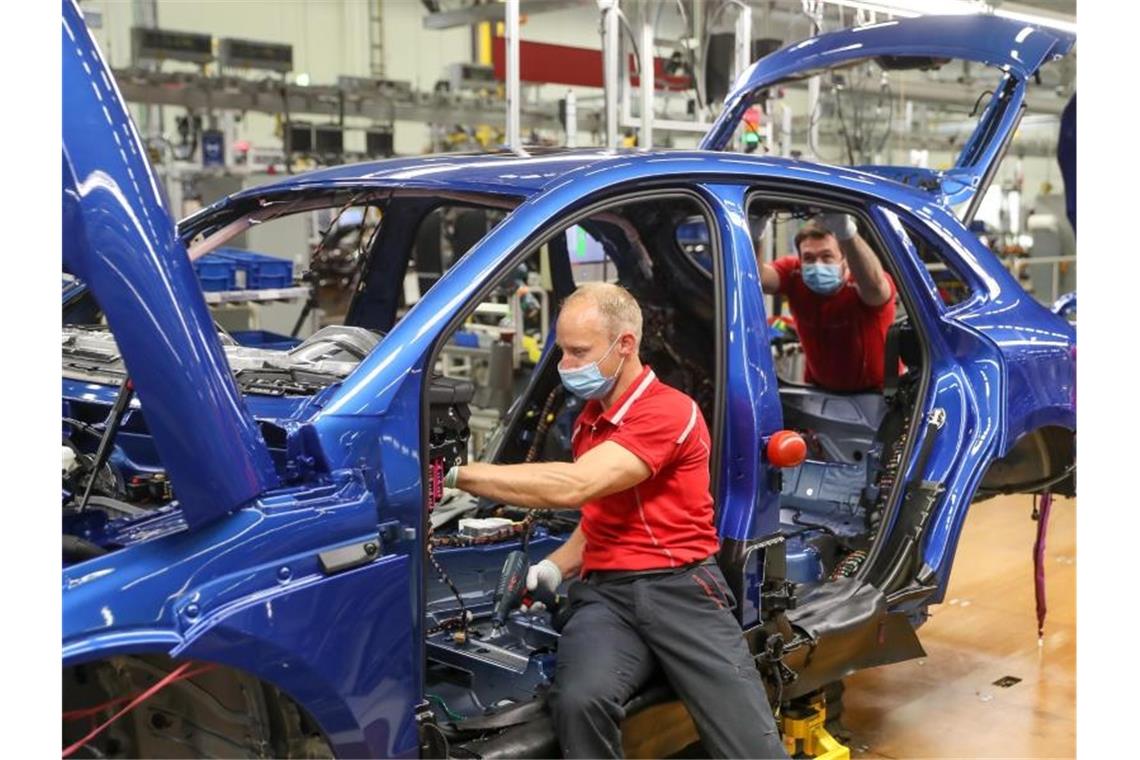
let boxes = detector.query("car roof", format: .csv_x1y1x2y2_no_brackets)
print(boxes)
222,148,934,206
234,149,618,197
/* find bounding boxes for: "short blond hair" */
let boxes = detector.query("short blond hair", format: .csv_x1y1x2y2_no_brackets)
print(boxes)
562,282,643,343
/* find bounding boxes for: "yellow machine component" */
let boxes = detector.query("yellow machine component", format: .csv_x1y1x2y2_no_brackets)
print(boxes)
474,124,501,148
476,22,493,66
780,698,850,760
608,690,853,759
521,334,542,364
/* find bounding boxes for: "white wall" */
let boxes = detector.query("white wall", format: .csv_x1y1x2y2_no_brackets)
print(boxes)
82,1,374,82
381,0,470,153
80,0,474,155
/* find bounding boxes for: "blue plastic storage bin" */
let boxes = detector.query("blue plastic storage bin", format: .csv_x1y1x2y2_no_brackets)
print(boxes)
453,330,480,348
230,330,301,351
192,254,238,292
215,248,294,290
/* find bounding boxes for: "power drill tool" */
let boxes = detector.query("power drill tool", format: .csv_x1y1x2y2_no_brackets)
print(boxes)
491,550,564,637
491,550,530,635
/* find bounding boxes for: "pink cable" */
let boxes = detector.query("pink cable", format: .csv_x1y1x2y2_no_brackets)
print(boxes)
62,661,207,757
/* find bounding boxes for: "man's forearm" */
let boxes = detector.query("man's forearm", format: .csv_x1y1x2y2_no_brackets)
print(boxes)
760,260,781,295
841,235,891,306
455,461,586,510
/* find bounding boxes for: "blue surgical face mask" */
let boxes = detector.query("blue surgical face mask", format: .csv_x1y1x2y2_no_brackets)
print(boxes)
802,262,845,295
559,337,625,399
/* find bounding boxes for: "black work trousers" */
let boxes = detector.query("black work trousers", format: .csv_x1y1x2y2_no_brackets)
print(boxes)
549,560,788,759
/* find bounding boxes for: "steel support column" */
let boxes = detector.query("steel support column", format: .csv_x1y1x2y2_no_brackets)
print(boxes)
505,0,522,151
600,0,620,149
565,89,578,147
639,0,654,148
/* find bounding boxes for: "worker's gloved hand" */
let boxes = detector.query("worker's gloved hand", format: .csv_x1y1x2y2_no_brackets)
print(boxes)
818,212,858,241
522,559,562,613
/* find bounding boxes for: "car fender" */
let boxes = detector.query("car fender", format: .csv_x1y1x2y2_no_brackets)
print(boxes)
64,540,417,758
173,555,419,758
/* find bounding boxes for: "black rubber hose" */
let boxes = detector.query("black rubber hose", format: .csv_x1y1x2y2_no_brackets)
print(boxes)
63,535,108,562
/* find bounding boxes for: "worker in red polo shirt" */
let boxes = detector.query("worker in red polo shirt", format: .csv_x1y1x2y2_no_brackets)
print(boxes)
761,213,896,392
446,282,786,759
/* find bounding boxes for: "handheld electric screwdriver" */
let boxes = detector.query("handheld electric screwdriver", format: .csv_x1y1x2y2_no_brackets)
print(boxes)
491,550,530,634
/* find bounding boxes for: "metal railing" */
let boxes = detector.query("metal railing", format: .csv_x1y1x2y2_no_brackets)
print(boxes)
925,254,1076,306
1007,255,1076,306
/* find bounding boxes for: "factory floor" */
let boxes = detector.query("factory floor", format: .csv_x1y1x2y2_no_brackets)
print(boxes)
840,493,1076,759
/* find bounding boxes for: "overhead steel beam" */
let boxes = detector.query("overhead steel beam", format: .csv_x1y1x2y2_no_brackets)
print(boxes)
780,74,1070,116
622,115,713,134
818,132,1061,158
111,68,565,131
422,0,584,29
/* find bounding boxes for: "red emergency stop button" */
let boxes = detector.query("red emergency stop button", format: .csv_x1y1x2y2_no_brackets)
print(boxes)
767,430,806,468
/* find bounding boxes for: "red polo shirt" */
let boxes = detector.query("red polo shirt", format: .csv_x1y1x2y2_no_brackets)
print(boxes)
772,256,897,392
571,366,719,573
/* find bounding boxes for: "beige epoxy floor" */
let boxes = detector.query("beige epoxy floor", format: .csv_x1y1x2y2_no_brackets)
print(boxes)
841,494,1076,759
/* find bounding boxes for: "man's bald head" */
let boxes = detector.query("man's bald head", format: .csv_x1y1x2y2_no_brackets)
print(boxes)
560,282,643,344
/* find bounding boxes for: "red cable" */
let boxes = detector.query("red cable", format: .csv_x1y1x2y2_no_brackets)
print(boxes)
63,694,132,722
62,664,218,722
62,662,217,757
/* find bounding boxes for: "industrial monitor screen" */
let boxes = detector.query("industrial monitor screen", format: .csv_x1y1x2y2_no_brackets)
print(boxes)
287,123,313,153
314,126,344,156
565,225,606,264
366,128,394,157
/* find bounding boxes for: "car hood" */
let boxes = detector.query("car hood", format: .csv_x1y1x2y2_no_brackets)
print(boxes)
700,14,1074,219
62,0,278,529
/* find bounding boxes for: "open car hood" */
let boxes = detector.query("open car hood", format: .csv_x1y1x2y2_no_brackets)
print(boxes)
62,0,278,529
700,14,1075,220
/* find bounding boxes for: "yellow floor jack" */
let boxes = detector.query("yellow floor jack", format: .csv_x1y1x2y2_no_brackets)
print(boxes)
780,694,850,760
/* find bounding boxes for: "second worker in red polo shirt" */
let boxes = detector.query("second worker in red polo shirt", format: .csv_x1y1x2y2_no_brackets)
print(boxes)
447,282,787,759
761,213,896,392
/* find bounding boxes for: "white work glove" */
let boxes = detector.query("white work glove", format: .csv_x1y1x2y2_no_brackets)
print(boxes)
522,559,562,613
63,445,78,475
818,212,858,241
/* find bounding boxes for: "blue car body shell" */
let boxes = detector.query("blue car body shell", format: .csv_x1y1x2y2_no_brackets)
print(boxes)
62,3,1075,756
62,0,278,529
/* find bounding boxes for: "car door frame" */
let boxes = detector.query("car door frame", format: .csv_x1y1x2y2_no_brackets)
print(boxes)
877,205,1074,600
422,186,732,510
732,181,1003,609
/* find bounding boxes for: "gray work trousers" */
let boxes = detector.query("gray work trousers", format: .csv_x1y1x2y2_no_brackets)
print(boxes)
549,560,788,759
